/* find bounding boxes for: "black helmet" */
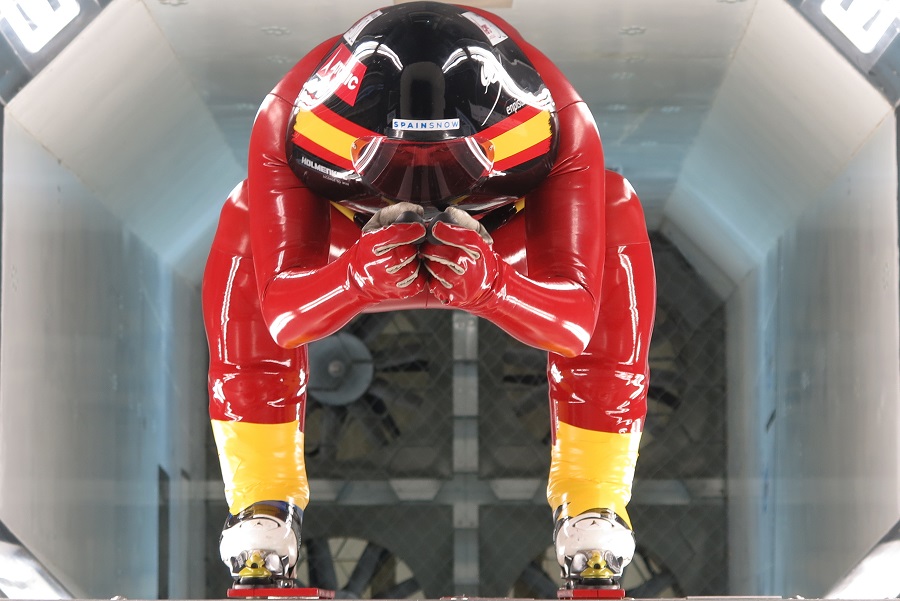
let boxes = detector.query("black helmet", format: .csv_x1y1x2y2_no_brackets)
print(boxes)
287,1,558,219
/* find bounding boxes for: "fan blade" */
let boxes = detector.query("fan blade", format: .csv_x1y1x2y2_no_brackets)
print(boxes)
511,386,549,418
305,538,338,591
368,379,423,409
373,576,420,599
359,391,401,445
351,312,396,345
310,406,347,461
519,560,559,599
503,346,548,372
304,405,324,458
648,310,677,338
372,339,428,371
649,368,681,385
648,384,680,409
342,543,390,597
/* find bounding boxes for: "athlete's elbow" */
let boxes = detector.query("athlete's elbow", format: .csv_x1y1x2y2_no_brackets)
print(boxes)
265,312,301,348
551,319,594,357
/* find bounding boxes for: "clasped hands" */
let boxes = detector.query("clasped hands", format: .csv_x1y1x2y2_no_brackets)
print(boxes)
349,202,498,308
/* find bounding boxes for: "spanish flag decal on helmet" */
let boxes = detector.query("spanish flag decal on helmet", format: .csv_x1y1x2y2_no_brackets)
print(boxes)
292,106,376,172
291,103,552,176
480,104,554,173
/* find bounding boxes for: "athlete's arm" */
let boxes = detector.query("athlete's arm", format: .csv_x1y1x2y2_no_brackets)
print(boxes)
247,37,426,348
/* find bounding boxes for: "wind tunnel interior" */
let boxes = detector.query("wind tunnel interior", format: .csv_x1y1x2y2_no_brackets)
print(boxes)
1,0,899,599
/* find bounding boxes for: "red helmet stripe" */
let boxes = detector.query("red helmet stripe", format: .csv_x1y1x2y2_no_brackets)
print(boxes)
487,108,553,171
493,135,553,171
311,104,377,140
480,103,542,139
292,106,377,171
291,129,355,171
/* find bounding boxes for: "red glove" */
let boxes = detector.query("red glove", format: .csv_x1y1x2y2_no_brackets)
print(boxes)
259,203,426,347
420,214,497,308
350,215,427,301
419,208,597,358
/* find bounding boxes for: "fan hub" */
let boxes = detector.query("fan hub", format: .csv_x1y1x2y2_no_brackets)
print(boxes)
327,359,348,379
308,332,374,406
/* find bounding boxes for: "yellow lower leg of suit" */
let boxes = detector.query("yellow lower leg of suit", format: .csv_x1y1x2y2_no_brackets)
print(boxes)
212,418,640,524
547,422,641,528
211,419,310,515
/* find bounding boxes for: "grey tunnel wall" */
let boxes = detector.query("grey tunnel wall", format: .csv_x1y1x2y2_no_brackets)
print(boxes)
0,1,243,597
658,0,900,596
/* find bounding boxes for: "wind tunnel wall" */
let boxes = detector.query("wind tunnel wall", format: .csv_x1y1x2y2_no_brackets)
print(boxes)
1,1,242,598
660,0,900,596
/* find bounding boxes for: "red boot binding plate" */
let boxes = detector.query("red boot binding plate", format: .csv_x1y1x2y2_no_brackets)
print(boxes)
557,586,625,600
227,587,335,599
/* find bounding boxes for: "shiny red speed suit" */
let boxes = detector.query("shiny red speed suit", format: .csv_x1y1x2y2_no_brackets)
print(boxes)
203,7,656,530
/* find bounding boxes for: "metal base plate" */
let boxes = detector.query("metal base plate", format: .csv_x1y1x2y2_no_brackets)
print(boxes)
557,587,625,600
227,587,335,599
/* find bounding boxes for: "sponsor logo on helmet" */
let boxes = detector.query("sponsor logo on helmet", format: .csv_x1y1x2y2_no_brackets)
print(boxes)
392,118,461,131
301,155,348,181
445,47,554,119
343,10,383,45
461,12,508,46
506,99,526,115
298,44,367,109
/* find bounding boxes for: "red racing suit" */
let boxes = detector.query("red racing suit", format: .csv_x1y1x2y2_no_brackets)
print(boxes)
202,7,656,529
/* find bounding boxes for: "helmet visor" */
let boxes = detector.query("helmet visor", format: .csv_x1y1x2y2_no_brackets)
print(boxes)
350,136,494,204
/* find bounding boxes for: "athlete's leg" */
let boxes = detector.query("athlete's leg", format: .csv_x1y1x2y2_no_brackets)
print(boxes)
548,173,656,584
204,181,311,514
203,182,314,585
492,175,656,585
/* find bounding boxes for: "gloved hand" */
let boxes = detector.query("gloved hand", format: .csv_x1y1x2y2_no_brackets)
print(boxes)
416,206,601,358
419,207,499,308
350,202,428,301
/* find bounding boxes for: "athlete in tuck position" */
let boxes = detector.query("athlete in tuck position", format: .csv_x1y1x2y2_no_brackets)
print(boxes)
202,1,656,593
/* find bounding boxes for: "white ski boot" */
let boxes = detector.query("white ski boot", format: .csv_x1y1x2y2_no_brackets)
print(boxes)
554,508,635,589
220,501,303,588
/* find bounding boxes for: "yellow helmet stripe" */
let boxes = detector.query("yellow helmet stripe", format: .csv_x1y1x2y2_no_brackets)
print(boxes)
490,110,553,170
293,109,359,170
